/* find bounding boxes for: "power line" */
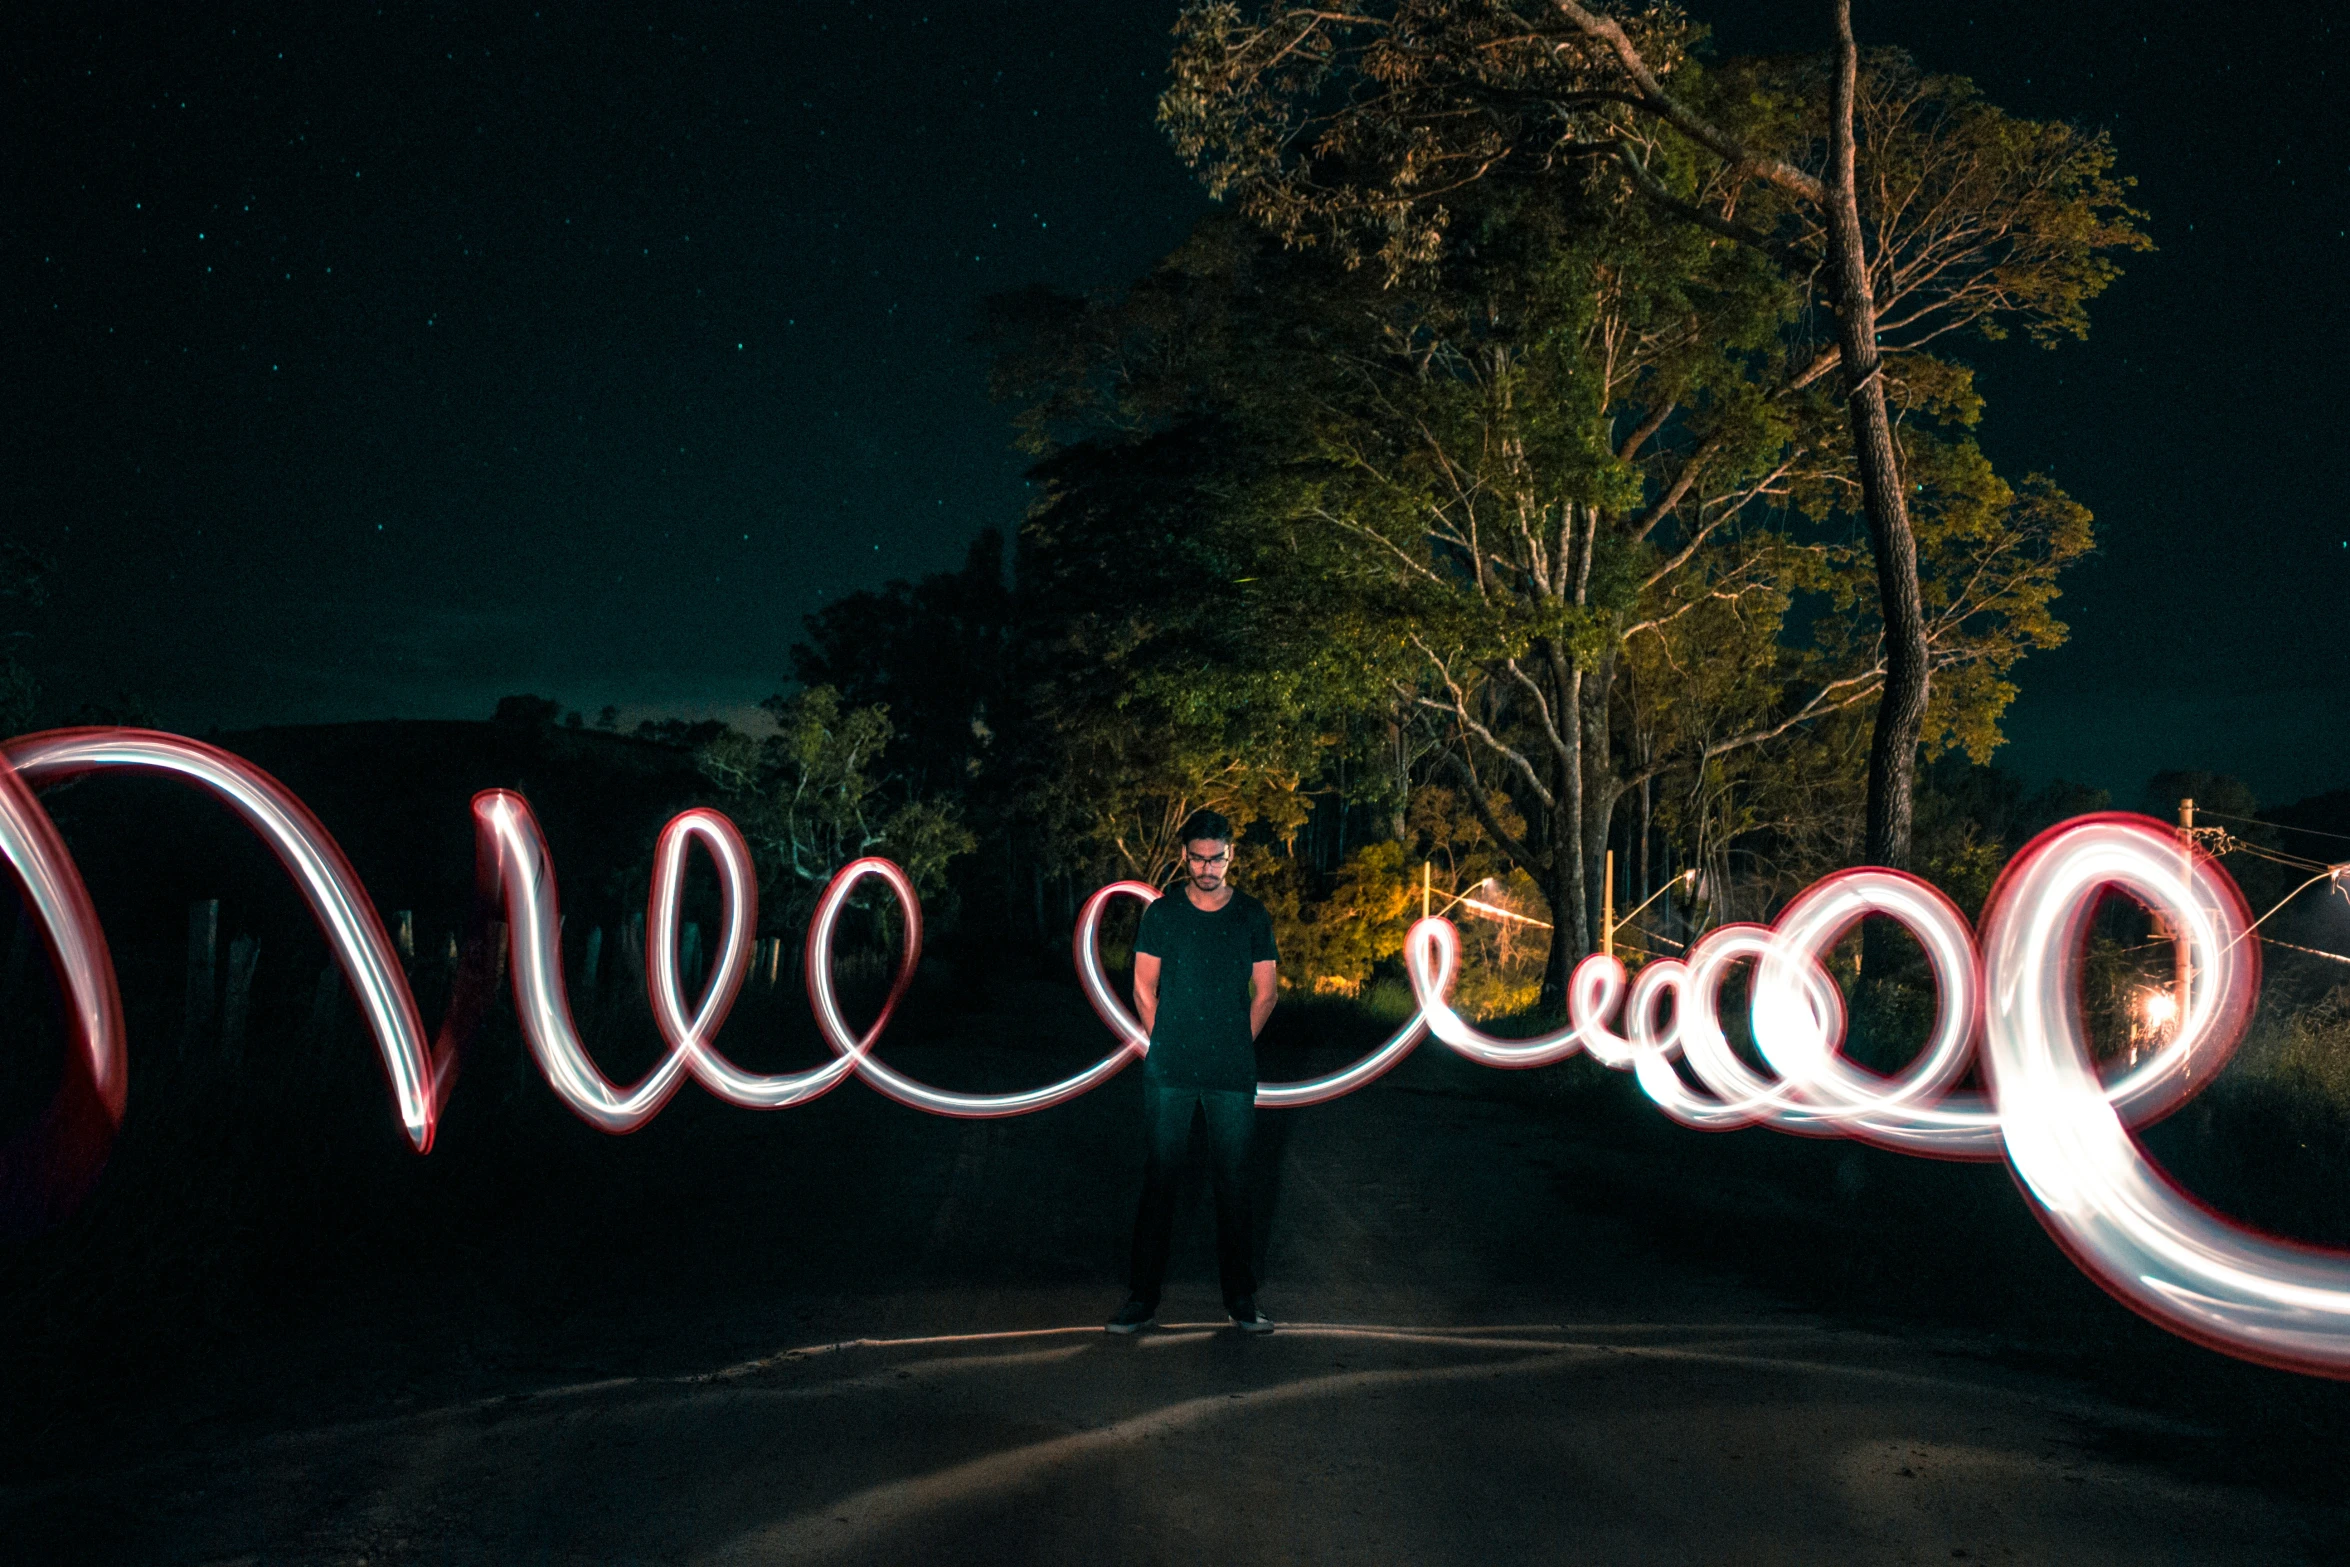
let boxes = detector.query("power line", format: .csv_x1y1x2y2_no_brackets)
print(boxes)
2197,806,2350,846
2262,934,2350,968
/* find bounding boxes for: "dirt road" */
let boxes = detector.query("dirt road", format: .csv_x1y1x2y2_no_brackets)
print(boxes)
2,1011,2340,1563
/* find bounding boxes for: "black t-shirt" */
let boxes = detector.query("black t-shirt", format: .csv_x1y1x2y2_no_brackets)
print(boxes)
1134,887,1279,1090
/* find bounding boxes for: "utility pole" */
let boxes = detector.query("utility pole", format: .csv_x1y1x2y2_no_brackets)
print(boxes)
1601,849,1616,960
2176,797,2196,1026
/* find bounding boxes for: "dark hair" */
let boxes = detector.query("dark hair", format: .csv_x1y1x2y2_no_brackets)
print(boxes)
1178,808,1234,846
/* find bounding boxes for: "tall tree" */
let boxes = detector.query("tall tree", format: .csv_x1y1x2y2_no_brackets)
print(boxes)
991,204,2086,998
1009,416,1348,889
792,530,1017,800
1162,0,2145,868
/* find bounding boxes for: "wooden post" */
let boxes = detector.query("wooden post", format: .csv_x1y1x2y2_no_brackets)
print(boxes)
1602,849,1616,961
221,935,259,1062
622,911,646,999
183,899,219,1056
393,910,415,962
1422,860,1432,921
304,965,342,1057
2176,797,2196,1028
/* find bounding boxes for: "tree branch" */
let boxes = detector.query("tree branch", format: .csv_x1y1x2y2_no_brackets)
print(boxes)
1612,146,1814,270
1551,2,1825,204
1444,747,1546,876
1627,428,1725,542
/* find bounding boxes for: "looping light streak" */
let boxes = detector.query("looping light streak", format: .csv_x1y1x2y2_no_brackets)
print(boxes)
1976,815,2350,1377
0,732,2344,1375
1074,881,1429,1109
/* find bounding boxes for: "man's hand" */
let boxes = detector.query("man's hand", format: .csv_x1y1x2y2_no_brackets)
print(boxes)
1133,951,1160,1036
1249,959,1278,1040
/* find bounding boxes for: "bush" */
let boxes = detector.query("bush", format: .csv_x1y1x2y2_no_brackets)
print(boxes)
2262,984,2350,1118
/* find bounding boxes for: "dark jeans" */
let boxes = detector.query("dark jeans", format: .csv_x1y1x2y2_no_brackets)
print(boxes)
1127,1080,1257,1311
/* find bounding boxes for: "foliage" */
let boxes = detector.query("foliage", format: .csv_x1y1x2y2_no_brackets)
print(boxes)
695,686,975,930
2266,987,2350,1122
1410,784,1526,892
793,531,1016,800
1006,417,1366,888
1228,784,1540,1011
992,189,2088,992
1162,5,2147,394
635,716,731,750
1148,2,2133,982
1243,838,1416,995
491,693,563,730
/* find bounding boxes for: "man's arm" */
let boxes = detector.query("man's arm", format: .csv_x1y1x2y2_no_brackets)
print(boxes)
1248,959,1278,1040
1133,951,1161,1036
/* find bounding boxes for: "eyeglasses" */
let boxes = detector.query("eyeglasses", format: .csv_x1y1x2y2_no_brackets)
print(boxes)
1184,850,1231,868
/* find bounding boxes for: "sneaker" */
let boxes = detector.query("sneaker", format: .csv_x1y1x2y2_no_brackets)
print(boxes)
1105,1296,1157,1335
1227,1298,1275,1335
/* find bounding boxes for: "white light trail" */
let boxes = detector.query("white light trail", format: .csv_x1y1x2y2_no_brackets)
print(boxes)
1,732,2342,1376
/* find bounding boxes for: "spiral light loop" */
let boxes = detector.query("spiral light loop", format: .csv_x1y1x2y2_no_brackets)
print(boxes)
804,855,1142,1118
1407,916,1591,1068
1974,816,2350,1375
1069,881,1429,1109
0,730,2341,1376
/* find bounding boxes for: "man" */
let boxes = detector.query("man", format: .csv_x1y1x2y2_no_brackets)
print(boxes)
1106,808,1280,1335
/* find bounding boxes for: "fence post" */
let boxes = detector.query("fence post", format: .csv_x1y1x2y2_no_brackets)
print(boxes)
222,935,259,1062
622,911,646,1000
304,964,342,1057
183,899,219,1056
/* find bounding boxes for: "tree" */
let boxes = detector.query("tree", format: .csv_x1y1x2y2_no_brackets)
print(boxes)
792,530,1017,800
1009,419,1342,890
695,687,975,930
1162,0,2145,869
994,189,2086,998
491,693,564,731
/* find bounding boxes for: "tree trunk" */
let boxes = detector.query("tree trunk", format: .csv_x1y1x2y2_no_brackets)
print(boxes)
1540,847,1581,1008
1827,0,1927,871
1535,645,1625,1010
1386,709,1410,841
1581,638,1626,955
1538,654,1592,1010
1637,773,1652,910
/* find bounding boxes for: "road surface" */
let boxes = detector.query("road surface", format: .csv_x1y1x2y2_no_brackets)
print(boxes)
1,998,2339,1563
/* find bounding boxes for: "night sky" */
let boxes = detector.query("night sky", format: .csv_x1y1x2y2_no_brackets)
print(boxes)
6,2,2346,808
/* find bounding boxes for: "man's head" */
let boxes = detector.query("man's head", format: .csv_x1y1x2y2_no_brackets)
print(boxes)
1177,809,1234,895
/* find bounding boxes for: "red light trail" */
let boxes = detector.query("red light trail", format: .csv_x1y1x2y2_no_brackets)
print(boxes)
0,730,2344,1376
